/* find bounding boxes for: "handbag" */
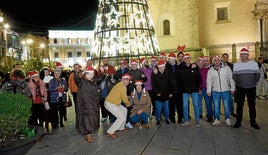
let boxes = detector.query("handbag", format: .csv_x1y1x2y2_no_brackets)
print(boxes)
65,91,73,107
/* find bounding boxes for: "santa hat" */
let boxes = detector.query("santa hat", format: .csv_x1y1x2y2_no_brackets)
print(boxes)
168,53,176,59
122,73,131,79
140,57,146,65
212,55,221,62
197,56,204,61
135,80,143,85
55,61,63,68
84,66,95,74
240,48,249,54
183,53,191,59
159,52,166,58
119,60,127,66
130,59,138,64
151,56,158,61
28,71,39,78
203,56,209,61
157,59,166,67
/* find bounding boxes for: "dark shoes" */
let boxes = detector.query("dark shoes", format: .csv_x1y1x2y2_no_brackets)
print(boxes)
231,112,237,117
156,120,160,126
233,122,241,128
251,123,260,130
165,120,171,125
207,117,213,122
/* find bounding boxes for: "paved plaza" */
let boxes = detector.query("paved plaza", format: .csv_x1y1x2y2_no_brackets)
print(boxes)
26,99,268,155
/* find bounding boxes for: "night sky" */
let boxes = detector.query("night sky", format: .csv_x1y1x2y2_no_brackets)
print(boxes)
1,0,99,36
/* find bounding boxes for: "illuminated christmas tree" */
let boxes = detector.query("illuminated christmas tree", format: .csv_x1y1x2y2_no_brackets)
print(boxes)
92,0,160,63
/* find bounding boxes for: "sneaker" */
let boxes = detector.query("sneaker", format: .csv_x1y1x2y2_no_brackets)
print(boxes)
212,119,221,126
125,122,133,129
180,121,190,127
195,121,201,127
225,118,231,127
101,117,107,122
156,120,160,126
165,120,171,125
230,112,237,117
233,122,241,128
251,123,260,130
260,96,266,99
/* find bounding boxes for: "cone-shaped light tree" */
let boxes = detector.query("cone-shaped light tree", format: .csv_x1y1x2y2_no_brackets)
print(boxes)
92,0,160,64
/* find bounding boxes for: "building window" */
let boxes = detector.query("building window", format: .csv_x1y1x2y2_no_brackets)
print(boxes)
217,7,228,21
86,52,91,57
68,52,72,58
77,52,81,58
163,20,170,35
54,52,59,58
53,38,57,44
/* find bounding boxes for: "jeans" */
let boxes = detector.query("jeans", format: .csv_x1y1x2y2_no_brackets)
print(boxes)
130,113,149,124
229,92,235,113
212,91,230,120
155,100,169,121
202,89,214,119
198,92,203,116
183,92,199,122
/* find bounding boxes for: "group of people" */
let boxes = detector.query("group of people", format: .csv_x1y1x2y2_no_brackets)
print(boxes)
0,62,70,130
0,47,265,143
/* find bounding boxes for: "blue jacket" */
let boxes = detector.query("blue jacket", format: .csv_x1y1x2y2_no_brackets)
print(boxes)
48,77,68,103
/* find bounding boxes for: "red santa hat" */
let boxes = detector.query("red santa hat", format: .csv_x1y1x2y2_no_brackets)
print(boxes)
28,71,39,78
203,56,209,61
157,59,166,67
119,60,127,66
183,53,191,59
168,53,176,59
85,66,95,74
159,52,166,58
135,80,143,85
130,59,138,64
55,61,63,68
240,48,249,54
151,56,158,61
140,57,146,65
122,73,131,79
197,56,204,61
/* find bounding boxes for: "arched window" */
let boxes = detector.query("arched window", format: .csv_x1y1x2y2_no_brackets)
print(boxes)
163,20,170,35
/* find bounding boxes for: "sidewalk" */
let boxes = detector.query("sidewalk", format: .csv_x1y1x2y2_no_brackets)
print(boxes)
26,99,268,155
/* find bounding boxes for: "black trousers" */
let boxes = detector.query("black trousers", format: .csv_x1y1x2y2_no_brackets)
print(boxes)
235,86,257,124
28,103,45,126
169,92,183,122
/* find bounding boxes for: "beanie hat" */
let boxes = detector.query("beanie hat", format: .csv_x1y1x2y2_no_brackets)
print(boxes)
240,48,249,54
157,59,166,67
183,53,191,59
168,53,176,59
